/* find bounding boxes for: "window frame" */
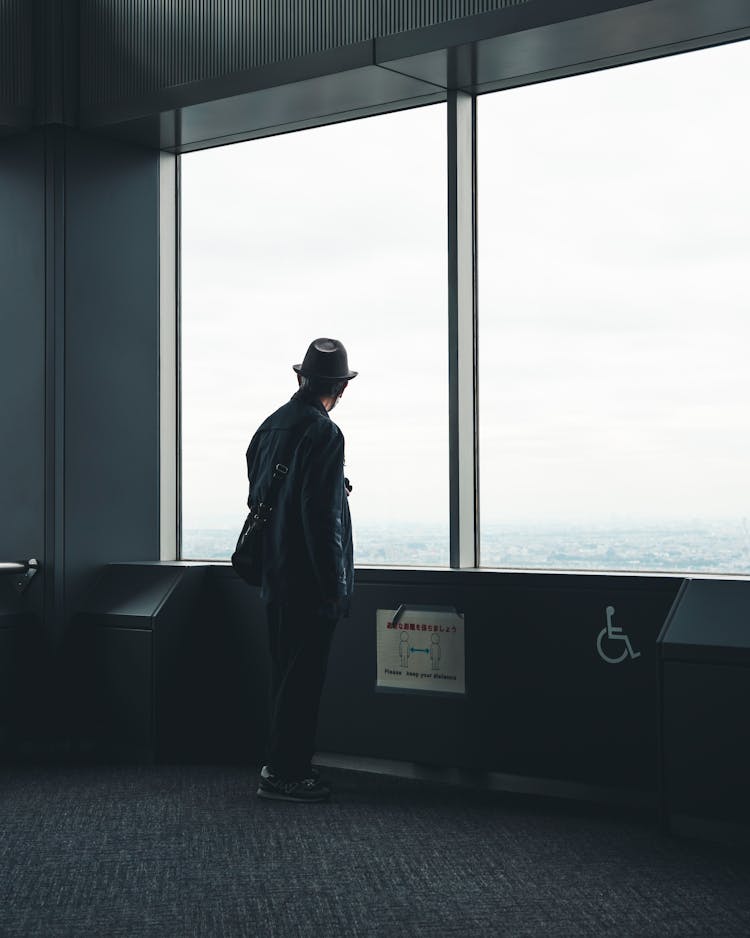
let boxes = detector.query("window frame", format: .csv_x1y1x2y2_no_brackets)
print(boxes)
172,35,749,576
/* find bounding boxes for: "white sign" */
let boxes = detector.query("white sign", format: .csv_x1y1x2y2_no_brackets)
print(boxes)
376,608,466,694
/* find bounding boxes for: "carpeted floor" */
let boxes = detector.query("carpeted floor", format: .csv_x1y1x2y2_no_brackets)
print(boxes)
0,764,748,937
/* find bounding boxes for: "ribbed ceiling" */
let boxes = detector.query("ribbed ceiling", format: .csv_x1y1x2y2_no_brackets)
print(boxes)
0,0,32,109
80,0,531,107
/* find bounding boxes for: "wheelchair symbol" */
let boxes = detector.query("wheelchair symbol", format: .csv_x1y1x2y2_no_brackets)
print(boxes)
597,606,641,664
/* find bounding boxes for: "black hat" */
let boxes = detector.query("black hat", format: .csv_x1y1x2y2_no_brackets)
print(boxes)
293,338,358,381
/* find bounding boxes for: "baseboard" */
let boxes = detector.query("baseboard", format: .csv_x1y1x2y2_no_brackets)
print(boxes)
314,751,656,810
669,813,750,847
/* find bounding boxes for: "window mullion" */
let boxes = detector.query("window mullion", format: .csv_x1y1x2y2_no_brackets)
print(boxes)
160,151,179,561
448,89,479,569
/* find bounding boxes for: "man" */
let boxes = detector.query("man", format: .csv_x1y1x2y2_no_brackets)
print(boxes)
245,338,356,803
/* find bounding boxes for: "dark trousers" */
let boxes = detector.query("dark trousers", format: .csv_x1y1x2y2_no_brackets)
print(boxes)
264,598,338,779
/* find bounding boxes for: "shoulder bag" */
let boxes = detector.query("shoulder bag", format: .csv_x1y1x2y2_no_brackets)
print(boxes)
231,415,315,587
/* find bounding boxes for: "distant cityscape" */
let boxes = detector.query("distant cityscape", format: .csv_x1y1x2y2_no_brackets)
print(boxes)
183,518,750,575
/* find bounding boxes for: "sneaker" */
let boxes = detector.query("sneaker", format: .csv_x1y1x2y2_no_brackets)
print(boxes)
261,764,321,782
257,766,331,803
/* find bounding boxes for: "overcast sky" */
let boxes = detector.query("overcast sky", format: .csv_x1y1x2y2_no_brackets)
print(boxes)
181,39,750,533
181,103,448,530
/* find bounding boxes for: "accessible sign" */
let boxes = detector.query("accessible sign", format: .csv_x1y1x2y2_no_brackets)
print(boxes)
376,608,466,695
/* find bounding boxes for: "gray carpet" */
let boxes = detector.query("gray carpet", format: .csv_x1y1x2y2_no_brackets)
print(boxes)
0,764,749,937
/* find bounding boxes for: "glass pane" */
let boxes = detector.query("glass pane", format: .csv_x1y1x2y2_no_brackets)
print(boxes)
181,105,448,565
478,42,750,574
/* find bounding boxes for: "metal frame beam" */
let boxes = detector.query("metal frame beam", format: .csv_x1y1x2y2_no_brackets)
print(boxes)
447,90,479,569
159,151,179,561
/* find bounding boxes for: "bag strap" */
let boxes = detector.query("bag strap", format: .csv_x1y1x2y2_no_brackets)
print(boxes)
255,413,317,512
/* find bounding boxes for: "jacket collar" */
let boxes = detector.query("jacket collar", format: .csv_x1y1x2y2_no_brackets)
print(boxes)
291,389,330,418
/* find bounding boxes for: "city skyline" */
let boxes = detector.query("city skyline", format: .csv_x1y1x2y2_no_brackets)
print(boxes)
184,516,750,578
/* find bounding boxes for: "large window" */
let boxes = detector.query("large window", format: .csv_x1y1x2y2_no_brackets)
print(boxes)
478,41,750,573
181,105,448,565
181,40,750,576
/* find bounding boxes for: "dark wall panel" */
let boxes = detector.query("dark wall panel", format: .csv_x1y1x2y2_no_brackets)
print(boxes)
0,0,33,119
662,661,750,825
0,607,41,755
0,124,163,751
0,133,45,574
64,130,161,612
659,581,750,837
217,575,276,761
317,573,676,793
211,568,678,798
80,0,529,108
76,564,216,761
0,132,46,751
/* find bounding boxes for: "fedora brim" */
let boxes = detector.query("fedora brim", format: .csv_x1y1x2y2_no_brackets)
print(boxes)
293,364,358,380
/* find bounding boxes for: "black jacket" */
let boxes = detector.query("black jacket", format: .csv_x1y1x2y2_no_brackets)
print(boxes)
245,390,353,609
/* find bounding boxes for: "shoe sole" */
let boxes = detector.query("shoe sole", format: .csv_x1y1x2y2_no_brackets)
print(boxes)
257,787,330,803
